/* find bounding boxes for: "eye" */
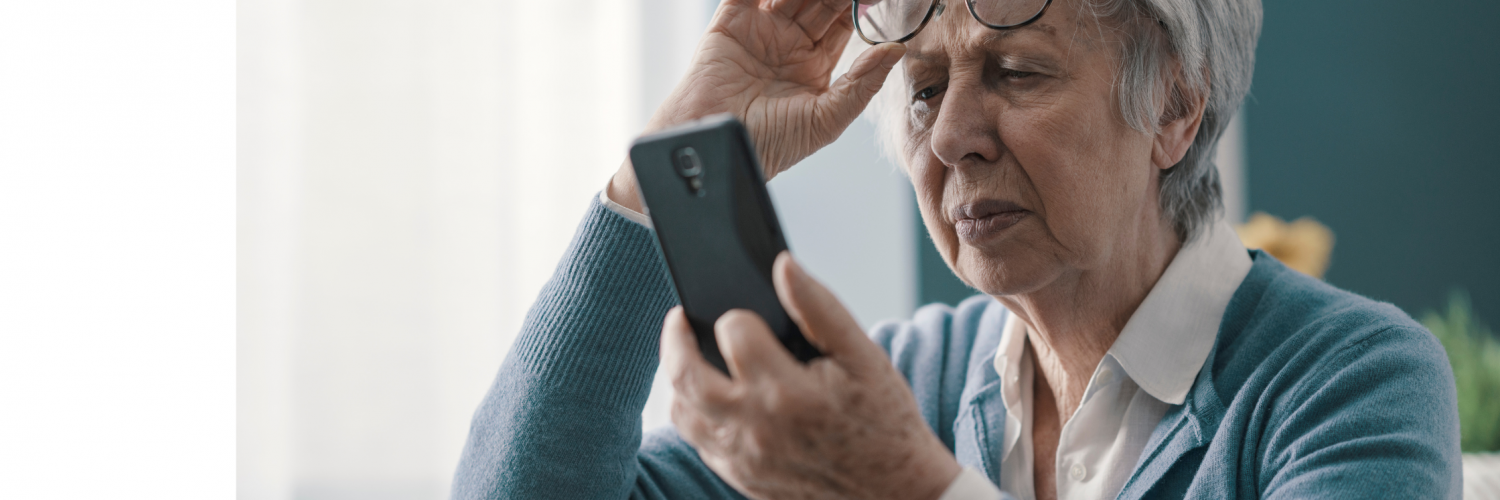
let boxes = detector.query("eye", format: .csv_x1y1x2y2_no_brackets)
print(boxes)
914,85,944,101
1001,68,1037,80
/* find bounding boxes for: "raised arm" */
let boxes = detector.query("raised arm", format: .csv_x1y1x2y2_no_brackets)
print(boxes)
454,0,907,490
451,199,707,499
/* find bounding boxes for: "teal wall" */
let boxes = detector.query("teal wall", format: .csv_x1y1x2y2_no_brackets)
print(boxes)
916,1,1500,325
1248,0,1500,324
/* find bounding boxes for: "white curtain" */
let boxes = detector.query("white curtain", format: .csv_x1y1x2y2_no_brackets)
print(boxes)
240,0,661,498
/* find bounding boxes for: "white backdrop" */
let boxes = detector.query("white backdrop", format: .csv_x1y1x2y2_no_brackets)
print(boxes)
238,1,916,499
239,0,644,497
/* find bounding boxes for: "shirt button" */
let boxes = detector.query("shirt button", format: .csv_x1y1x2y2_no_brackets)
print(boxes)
1070,463,1087,481
1098,367,1114,384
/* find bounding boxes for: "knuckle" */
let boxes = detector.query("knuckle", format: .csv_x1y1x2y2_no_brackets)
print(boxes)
668,368,689,391
700,386,734,408
668,365,698,394
669,398,690,422
669,400,692,428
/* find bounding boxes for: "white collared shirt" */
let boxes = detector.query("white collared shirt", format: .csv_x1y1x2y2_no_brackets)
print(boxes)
601,191,1252,500
947,220,1253,500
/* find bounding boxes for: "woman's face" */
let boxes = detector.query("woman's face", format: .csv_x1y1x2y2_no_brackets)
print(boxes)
901,0,1171,296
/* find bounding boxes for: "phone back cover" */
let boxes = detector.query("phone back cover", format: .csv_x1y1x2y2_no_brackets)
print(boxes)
629,115,820,373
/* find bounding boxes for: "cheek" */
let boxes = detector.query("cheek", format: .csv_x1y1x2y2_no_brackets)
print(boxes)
904,145,957,258
1004,100,1150,248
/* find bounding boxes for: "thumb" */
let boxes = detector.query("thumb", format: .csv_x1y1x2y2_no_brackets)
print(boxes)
771,252,885,371
819,42,905,127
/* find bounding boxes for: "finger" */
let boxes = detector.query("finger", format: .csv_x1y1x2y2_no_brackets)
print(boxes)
809,5,856,59
819,6,856,49
712,0,760,29
715,309,802,381
817,42,905,131
660,307,735,411
792,0,852,41
767,0,815,19
771,252,887,370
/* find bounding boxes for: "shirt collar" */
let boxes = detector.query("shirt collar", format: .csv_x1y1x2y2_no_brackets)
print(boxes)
1108,220,1252,404
993,309,1031,461
991,220,1252,406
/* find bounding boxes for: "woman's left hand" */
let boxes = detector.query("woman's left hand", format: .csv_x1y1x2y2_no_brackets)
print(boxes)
660,253,961,500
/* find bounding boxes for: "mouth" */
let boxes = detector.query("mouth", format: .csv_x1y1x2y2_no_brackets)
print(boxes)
951,199,1029,243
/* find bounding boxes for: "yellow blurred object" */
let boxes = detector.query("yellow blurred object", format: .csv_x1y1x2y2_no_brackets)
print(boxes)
1236,212,1336,279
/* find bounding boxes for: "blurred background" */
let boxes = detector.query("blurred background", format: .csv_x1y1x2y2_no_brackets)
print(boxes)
238,0,1499,499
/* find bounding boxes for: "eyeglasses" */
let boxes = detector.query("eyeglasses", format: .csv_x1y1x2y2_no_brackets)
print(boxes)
852,0,1052,44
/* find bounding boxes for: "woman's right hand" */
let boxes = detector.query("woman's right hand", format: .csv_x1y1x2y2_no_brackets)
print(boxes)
608,0,907,213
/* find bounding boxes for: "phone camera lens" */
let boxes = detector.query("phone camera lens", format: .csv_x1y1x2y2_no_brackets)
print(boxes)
674,147,703,177
673,147,706,196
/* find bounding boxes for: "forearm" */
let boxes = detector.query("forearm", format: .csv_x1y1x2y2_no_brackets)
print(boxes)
451,196,678,499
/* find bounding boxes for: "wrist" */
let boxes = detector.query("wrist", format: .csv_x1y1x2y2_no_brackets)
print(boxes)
607,158,645,214
904,443,963,500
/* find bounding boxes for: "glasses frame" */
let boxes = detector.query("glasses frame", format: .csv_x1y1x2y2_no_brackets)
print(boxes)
851,0,1054,45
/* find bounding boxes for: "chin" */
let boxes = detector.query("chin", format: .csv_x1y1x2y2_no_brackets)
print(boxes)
951,242,1062,298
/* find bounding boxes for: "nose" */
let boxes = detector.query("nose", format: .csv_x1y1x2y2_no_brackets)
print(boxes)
929,81,1003,171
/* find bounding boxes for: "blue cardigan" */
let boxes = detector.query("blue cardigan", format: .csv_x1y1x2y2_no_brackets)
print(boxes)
451,198,1461,499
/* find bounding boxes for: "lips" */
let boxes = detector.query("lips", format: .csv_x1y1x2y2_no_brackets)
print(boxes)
952,199,1028,243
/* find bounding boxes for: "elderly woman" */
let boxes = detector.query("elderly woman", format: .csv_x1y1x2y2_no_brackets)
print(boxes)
453,0,1460,498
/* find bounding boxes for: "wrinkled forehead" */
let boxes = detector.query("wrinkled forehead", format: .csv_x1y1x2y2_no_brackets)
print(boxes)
902,0,1087,62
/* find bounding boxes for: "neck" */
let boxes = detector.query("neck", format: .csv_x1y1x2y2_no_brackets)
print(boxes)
999,217,1180,422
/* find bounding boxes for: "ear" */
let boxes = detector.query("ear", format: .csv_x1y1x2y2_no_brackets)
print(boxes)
1152,82,1207,171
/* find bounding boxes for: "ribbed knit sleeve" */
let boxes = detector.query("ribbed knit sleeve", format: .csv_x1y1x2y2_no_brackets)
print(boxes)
451,196,687,499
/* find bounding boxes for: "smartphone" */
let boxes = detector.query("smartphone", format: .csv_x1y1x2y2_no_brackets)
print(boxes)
629,114,822,375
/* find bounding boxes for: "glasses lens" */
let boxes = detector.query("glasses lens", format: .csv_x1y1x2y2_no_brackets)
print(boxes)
969,0,1048,28
856,0,933,43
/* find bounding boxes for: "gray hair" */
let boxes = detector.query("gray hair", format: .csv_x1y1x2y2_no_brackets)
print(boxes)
865,0,1262,242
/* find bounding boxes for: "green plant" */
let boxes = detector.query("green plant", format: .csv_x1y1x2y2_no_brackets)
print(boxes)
1423,291,1500,452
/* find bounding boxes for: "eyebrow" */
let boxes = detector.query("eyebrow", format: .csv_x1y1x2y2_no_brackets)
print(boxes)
906,49,944,65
